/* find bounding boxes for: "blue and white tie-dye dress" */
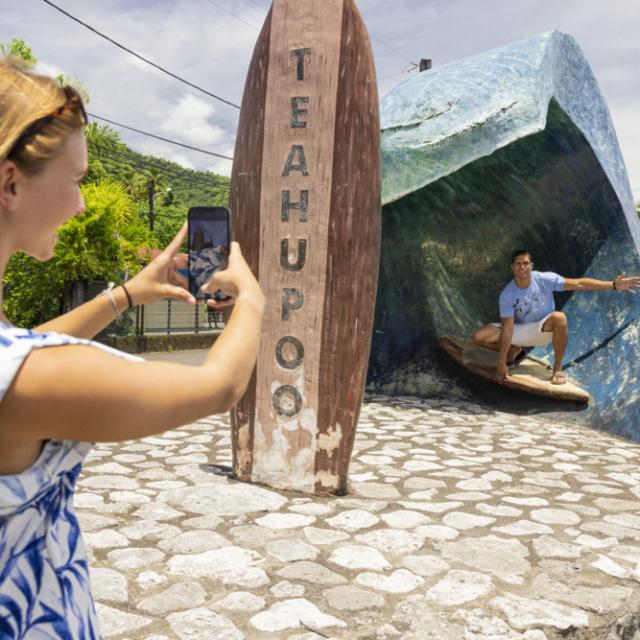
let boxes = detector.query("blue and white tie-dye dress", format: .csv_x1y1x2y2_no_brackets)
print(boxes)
0,322,141,639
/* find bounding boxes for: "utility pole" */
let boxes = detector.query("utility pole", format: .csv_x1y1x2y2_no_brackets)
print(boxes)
148,183,155,231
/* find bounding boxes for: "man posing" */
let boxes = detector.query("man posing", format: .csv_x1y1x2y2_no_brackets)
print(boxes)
473,250,640,385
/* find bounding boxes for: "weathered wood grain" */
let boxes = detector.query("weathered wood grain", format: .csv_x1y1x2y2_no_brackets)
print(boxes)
315,0,381,495
229,8,272,481
230,0,380,494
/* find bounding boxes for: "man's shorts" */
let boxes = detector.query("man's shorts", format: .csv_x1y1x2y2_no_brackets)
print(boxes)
491,313,554,347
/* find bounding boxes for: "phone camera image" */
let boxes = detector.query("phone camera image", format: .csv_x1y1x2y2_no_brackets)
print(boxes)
188,208,231,300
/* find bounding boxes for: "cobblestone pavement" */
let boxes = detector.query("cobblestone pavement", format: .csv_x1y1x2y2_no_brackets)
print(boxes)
79,394,640,640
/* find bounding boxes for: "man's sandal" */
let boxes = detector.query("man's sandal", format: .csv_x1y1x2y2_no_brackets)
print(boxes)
550,371,567,385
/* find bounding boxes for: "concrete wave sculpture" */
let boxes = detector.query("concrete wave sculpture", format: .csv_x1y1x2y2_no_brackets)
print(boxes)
370,31,640,440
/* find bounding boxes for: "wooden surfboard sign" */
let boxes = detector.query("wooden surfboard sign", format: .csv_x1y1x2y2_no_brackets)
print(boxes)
230,0,381,495
438,336,590,403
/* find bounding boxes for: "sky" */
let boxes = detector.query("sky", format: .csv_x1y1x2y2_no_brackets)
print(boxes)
2,0,638,200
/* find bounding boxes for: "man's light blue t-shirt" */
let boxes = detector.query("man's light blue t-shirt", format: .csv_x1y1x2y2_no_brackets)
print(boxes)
499,271,565,324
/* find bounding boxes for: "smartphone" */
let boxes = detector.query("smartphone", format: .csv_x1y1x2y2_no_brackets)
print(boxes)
187,206,231,300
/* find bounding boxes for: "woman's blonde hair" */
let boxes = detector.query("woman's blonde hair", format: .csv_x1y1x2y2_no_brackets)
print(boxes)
0,56,86,174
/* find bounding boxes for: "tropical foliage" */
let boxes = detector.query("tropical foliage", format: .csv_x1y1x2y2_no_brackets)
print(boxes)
4,180,154,326
2,39,229,327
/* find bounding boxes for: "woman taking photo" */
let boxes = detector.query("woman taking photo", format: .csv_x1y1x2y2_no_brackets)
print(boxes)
0,58,264,638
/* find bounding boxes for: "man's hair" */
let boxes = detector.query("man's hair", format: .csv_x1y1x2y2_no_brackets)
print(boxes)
511,249,532,264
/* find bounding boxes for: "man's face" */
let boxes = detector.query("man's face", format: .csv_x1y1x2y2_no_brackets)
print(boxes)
512,254,533,279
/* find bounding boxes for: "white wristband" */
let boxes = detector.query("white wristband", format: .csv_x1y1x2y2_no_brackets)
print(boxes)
99,281,121,318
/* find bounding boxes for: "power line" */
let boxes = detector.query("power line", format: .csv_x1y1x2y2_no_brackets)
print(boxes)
87,141,230,188
41,0,241,110
87,113,233,161
122,126,235,152
204,0,261,31
86,137,232,185
89,154,230,197
369,33,417,67
202,0,418,73
91,158,229,194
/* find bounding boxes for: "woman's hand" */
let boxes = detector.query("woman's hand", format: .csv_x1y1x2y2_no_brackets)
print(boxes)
124,223,196,307
201,242,264,311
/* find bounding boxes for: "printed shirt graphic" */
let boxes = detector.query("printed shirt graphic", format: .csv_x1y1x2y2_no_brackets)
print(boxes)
499,271,565,324
0,322,141,639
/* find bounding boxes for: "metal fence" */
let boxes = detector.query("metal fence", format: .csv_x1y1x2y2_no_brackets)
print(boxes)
87,281,225,337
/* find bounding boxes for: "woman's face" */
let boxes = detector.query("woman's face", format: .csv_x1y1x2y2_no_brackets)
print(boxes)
14,128,88,261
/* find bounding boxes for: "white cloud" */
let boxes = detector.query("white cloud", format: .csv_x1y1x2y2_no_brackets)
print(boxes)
3,0,637,197
160,93,227,147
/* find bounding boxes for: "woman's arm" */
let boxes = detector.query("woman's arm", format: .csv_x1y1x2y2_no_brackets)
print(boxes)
0,243,265,442
34,286,135,339
34,225,195,339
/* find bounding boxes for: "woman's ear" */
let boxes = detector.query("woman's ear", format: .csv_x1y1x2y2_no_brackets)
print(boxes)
0,160,20,211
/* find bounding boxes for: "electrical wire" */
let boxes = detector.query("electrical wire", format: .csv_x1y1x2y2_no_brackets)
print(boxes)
369,33,417,67
204,0,261,31
88,148,228,186
87,141,230,189
87,113,233,161
198,0,417,83
41,0,241,109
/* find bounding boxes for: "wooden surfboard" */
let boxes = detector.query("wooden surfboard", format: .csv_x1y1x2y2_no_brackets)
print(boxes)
230,0,381,495
438,336,590,403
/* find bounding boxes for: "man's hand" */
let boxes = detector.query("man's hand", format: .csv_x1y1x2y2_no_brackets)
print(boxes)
495,362,509,384
615,273,640,293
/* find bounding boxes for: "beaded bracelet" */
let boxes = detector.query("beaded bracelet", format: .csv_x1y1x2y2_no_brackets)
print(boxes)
100,282,121,318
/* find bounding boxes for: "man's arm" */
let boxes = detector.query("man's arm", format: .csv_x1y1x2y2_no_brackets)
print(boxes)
563,274,640,292
496,316,514,383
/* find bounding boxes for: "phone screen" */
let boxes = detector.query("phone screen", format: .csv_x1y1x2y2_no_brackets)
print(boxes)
188,207,231,300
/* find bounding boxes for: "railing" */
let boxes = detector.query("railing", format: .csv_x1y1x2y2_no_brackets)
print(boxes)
86,281,225,337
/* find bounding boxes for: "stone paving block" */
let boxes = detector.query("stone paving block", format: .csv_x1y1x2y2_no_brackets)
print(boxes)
166,608,244,640
158,483,287,515
78,394,640,639
530,574,633,615
266,538,320,562
328,544,391,570
158,529,231,553
277,561,348,586
322,585,385,611
490,593,589,631
250,598,346,632
89,568,128,603
137,581,206,615
439,535,530,585
426,570,493,606
325,509,380,531
95,603,152,638
106,547,165,570
355,569,424,593
213,591,266,612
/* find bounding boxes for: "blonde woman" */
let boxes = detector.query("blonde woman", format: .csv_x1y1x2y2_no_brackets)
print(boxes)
0,59,264,638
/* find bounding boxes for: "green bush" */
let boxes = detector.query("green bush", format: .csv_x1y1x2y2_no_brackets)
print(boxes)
3,180,155,327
